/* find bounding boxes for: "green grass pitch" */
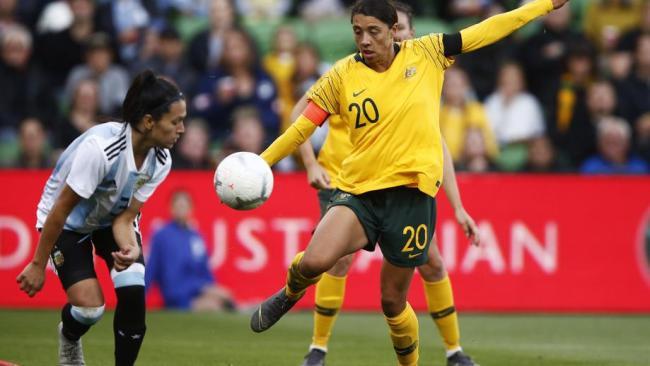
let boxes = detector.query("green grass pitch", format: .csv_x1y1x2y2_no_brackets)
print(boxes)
1,310,649,365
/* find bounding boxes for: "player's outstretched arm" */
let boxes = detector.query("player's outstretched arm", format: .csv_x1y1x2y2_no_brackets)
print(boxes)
441,139,480,245
453,0,568,55
112,198,144,271
261,101,327,167
16,185,82,297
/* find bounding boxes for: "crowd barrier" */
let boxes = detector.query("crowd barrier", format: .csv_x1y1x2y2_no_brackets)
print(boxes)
1,171,649,312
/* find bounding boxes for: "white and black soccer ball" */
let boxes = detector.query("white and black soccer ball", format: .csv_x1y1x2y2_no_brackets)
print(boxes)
214,152,274,210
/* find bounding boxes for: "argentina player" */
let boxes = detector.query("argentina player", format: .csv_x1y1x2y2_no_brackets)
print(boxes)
16,70,185,366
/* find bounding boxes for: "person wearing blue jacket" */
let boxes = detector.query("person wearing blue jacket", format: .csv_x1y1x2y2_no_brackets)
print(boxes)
145,189,236,311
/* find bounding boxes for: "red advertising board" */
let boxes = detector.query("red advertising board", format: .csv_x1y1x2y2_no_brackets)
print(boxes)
1,170,649,312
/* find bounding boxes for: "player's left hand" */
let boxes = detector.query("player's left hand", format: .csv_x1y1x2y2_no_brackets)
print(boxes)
112,245,140,271
551,0,569,9
455,207,480,246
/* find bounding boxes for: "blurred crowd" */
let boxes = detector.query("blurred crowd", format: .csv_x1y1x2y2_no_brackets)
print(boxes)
0,0,648,174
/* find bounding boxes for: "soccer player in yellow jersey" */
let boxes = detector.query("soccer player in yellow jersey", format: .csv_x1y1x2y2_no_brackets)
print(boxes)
250,1,569,365
296,3,481,366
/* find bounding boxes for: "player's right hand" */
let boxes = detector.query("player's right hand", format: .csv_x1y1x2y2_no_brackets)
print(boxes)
16,262,45,297
306,162,331,190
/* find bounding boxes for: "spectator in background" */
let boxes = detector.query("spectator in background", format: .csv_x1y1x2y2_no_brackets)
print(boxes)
0,24,54,131
64,32,130,116
523,135,570,172
146,190,237,311
484,61,545,170
0,0,18,33
35,0,97,88
636,112,650,164
456,2,516,99
193,28,279,140
215,106,265,164
55,78,99,148
237,0,291,20
553,44,595,147
434,0,490,22
263,25,298,132
294,0,345,21
151,0,210,17
188,0,237,74
581,116,648,174
94,0,150,64
457,127,497,173
616,34,650,124
173,118,213,169
518,4,589,116
563,80,621,167
291,42,325,99
617,0,650,52
14,117,49,169
439,66,499,163
584,0,642,52
132,27,196,96
610,0,650,80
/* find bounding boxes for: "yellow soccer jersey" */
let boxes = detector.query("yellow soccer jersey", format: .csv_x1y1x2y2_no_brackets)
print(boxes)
317,114,351,189
307,34,453,198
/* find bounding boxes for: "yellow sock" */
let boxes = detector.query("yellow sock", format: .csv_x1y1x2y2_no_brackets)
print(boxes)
385,302,419,366
422,276,460,352
285,251,322,300
311,273,347,350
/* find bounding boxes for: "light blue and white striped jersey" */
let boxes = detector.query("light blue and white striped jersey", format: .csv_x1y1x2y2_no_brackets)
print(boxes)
37,122,172,233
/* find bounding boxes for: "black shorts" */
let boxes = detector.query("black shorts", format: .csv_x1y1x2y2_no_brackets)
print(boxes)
317,188,336,218
49,227,144,290
328,187,437,267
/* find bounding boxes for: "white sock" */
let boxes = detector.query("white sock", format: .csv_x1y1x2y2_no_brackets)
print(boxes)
446,346,462,358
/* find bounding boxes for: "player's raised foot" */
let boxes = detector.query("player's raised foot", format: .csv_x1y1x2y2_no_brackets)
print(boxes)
58,322,85,366
250,287,303,333
301,349,326,366
447,351,479,366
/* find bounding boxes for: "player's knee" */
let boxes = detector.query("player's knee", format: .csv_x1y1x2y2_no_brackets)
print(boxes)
71,304,105,325
381,296,407,318
419,256,446,281
111,263,145,288
298,255,330,278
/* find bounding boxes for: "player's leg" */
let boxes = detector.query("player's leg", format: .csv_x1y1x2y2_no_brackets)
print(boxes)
381,260,419,366
251,193,374,332
378,187,437,366
418,241,478,366
303,254,354,366
50,231,105,366
303,189,354,365
93,227,146,366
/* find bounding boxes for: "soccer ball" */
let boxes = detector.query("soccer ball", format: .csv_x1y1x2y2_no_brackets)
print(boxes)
214,152,274,210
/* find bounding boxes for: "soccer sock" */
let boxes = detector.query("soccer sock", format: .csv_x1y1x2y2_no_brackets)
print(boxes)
311,273,347,351
114,286,146,366
385,302,419,366
61,303,91,341
285,251,322,300
422,276,461,353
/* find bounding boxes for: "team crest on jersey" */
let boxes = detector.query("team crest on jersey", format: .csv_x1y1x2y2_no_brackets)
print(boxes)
404,66,417,79
135,174,151,190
